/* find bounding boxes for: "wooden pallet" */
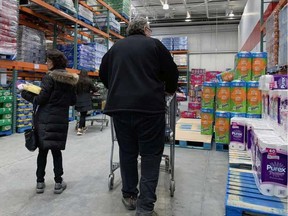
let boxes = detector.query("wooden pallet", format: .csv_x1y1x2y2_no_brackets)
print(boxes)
216,143,229,152
229,149,252,170
226,168,287,216
175,118,213,150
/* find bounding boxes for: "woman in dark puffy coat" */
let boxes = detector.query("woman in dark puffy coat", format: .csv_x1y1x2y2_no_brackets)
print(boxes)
75,70,98,135
21,49,78,194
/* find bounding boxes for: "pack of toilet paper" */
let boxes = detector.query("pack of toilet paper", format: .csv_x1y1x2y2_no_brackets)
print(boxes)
247,121,273,156
230,117,247,151
252,131,287,198
279,90,288,142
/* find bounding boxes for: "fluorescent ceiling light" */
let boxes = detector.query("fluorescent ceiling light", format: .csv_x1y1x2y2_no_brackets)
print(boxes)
186,11,191,19
229,11,234,17
185,18,192,22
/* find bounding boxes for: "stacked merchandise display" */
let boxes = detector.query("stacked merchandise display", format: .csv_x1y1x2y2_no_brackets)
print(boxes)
94,12,121,34
173,36,188,50
0,90,13,135
228,74,288,198
188,69,205,119
16,93,33,133
0,0,19,56
17,26,47,64
266,10,279,69
78,4,94,24
57,44,96,71
45,0,76,13
94,42,107,70
104,0,131,20
200,52,267,149
278,4,287,67
158,36,188,51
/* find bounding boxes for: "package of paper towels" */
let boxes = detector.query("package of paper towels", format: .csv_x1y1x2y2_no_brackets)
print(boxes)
252,131,287,198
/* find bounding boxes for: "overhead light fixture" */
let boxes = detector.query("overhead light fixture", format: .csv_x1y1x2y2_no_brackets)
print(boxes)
186,11,191,19
228,10,234,17
163,0,169,10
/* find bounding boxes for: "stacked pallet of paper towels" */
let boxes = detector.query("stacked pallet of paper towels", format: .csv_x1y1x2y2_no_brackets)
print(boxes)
252,129,287,198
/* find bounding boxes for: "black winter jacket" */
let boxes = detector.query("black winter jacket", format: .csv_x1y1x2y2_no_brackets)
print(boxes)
75,79,98,112
99,34,179,114
21,70,78,150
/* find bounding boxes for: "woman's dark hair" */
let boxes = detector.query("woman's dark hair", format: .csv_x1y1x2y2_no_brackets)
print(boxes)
76,70,92,94
126,17,148,36
47,49,67,70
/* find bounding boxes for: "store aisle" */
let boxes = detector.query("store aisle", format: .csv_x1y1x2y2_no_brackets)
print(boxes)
0,119,228,216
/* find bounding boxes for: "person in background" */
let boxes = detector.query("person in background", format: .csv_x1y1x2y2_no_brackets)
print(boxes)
20,49,78,194
99,17,179,216
75,70,99,135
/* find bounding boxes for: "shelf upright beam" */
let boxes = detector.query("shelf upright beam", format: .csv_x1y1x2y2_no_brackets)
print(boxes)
74,0,79,70
12,68,18,134
260,0,264,52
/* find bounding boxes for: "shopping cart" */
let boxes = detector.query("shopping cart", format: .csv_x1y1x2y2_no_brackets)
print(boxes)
108,94,177,197
75,95,109,131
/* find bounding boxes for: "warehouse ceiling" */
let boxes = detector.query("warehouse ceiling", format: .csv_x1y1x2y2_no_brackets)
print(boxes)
131,0,248,27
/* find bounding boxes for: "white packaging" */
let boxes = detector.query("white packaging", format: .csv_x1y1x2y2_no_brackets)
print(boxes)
230,117,247,151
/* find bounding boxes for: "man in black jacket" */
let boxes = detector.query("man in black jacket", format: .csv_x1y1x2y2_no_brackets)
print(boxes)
99,17,178,216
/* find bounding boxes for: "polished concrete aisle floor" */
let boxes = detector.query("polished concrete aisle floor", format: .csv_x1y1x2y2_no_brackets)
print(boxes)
0,119,228,216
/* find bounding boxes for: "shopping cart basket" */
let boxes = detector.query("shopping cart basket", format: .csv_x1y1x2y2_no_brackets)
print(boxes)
108,94,176,197
75,95,109,131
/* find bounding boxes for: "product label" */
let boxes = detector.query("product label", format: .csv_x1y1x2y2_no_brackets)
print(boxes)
202,86,215,108
216,87,230,111
247,87,262,114
273,76,288,90
231,87,246,112
252,58,266,81
261,152,287,186
236,58,252,81
201,112,214,135
215,117,230,144
230,122,245,144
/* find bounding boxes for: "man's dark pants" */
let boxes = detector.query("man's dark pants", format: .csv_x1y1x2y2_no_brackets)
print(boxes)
113,112,165,213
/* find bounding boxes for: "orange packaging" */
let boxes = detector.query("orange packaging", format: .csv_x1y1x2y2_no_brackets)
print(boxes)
247,81,262,114
230,81,246,113
215,111,230,144
201,108,214,135
235,52,252,81
251,52,267,81
216,82,230,111
201,82,216,109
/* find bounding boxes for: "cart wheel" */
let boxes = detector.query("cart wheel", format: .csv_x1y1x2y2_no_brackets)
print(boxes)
170,180,175,197
106,120,109,127
165,158,170,172
91,121,93,126
108,174,114,190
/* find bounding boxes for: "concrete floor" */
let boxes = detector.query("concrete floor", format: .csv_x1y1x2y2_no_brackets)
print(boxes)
0,115,228,216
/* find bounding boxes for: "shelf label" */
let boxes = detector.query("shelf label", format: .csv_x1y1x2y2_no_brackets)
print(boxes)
34,64,40,69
